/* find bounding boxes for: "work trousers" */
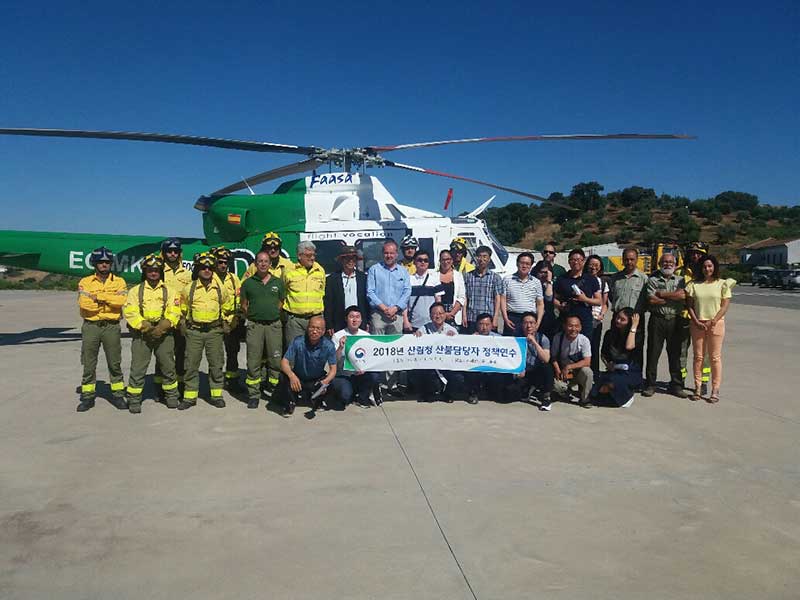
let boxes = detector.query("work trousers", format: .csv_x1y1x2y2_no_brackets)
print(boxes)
284,313,318,347
245,320,283,401
553,366,594,402
690,318,726,392
282,376,332,409
464,371,510,399
224,321,245,382
127,332,178,406
80,320,124,401
154,328,185,387
183,325,224,404
646,314,689,389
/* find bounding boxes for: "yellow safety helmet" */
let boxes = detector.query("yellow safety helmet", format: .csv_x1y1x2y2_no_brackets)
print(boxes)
686,241,709,255
450,237,468,252
210,246,232,261
261,231,282,247
194,252,216,269
141,253,164,270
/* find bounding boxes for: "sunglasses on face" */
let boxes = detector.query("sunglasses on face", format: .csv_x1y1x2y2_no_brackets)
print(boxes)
415,257,429,263
543,250,556,255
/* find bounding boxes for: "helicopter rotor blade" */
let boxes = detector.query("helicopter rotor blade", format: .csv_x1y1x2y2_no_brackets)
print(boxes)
383,160,576,210
368,133,694,153
209,158,325,196
0,127,318,155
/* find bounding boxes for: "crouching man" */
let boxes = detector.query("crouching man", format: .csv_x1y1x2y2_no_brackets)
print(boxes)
464,313,512,405
414,302,464,403
551,315,594,409
513,311,554,411
332,306,379,408
279,315,337,417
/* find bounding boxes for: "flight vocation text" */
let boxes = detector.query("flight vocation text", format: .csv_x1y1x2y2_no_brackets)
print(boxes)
344,335,527,373
309,173,355,188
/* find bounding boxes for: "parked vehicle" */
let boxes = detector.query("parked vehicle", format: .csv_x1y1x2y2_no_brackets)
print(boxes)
764,269,789,288
751,266,774,286
781,270,800,290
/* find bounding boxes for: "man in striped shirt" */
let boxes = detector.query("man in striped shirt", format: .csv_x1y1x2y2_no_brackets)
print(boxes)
500,251,544,336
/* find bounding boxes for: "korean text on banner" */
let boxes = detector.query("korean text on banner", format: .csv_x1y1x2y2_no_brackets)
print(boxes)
344,335,527,373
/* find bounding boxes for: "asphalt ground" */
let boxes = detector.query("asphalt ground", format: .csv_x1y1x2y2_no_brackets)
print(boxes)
729,285,800,310
0,291,798,600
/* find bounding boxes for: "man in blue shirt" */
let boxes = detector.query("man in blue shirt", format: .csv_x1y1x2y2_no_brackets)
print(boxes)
367,240,411,334
279,315,337,416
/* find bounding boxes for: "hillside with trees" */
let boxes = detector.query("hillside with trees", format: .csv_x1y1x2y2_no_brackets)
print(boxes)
483,183,800,262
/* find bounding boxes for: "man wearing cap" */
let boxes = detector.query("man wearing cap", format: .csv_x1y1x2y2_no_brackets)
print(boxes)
283,241,326,346
76,247,128,412
240,251,285,408
211,246,244,392
450,238,475,273
158,237,191,396
243,231,294,281
677,241,711,393
178,253,235,410
324,245,369,337
123,254,182,413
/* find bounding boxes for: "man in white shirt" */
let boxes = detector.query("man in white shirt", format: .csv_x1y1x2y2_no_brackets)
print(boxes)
414,302,462,402
404,250,444,332
331,306,378,408
550,315,594,408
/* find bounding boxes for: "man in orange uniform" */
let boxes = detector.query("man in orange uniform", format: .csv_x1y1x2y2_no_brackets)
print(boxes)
77,247,128,412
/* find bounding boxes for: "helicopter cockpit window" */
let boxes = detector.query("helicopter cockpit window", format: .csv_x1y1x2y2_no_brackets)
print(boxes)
459,234,496,270
310,240,347,273
486,228,509,267
357,239,395,271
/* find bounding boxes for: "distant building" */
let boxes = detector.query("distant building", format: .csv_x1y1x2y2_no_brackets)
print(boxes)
739,238,800,266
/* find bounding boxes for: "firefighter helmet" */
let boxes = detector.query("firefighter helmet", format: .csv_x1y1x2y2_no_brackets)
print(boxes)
160,237,182,255
89,247,114,266
450,237,468,252
400,234,419,249
210,246,232,261
261,232,282,247
686,241,709,255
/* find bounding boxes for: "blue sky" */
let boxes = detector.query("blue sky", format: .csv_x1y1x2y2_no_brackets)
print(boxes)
1,1,797,235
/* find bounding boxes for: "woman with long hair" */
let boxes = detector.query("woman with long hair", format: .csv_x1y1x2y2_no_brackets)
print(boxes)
685,255,732,403
590,308,642,408
584,254,610,373
437,249,466,327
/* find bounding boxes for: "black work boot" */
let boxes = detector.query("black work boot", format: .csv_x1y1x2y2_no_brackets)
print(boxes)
112,395,128,410
177,401,194,411
128,402,142,414
76,399,95,412
209,398,226,408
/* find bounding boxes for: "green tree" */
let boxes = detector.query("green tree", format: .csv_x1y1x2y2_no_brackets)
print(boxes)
717,224,737,244
569,182,605,211
619,186,657,207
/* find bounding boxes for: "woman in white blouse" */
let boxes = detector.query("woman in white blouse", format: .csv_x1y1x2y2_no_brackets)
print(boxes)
438,250,466,326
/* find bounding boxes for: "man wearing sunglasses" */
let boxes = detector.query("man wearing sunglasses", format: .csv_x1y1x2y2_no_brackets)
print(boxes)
536,242,567,279
403,250,445,333
76,247,128,412
178,253,235,410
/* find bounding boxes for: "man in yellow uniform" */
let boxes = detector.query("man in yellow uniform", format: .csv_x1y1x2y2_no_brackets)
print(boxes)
450,237,475,273
242,231,295,281
158,237,192,396
77,247,128,412
677,241,711,394
399,234,418,275
123,254,182,413
282,240,326,346
178,253,234,410
211,246,244,392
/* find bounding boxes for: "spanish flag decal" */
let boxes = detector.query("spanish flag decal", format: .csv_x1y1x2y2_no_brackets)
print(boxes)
227,214,242,225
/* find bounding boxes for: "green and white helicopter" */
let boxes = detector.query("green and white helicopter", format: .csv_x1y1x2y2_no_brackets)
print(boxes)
0,128,691,281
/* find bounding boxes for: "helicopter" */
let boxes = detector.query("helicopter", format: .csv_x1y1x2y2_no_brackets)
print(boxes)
0,128,693,282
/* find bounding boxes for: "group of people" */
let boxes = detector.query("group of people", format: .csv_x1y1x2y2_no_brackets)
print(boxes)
76,233,733,416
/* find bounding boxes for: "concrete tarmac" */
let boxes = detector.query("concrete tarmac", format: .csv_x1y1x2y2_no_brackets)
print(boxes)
0,291,798,599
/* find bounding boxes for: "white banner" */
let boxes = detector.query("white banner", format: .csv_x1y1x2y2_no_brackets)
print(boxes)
344,334,527,373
